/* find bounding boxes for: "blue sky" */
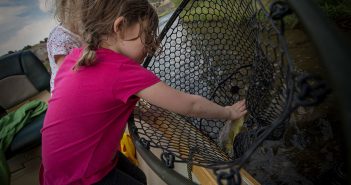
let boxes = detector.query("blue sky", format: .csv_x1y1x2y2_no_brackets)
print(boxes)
0,0,57,55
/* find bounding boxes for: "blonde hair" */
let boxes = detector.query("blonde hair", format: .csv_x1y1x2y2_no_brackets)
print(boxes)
74,0,159,70
54,0,83,35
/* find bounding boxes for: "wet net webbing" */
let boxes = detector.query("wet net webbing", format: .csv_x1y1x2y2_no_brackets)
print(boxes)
130,0,293,168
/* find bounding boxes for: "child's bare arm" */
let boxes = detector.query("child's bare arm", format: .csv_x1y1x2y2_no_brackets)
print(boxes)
54,55,66,67
136,82,247,120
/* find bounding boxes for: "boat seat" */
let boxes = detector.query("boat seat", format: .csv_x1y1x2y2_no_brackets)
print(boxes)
0,50,50,158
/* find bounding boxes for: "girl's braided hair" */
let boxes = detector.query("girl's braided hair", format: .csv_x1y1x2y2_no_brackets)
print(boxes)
74,0,159,70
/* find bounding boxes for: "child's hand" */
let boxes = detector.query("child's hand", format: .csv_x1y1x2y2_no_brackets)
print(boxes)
224,99,247,120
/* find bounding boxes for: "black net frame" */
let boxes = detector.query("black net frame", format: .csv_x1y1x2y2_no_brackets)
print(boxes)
131,0,294,166
128,0,348,184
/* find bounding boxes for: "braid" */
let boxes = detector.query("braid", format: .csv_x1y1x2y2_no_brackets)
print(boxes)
73,32,99,71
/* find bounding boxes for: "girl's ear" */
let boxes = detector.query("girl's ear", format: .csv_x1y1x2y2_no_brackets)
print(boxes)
113,17,124,34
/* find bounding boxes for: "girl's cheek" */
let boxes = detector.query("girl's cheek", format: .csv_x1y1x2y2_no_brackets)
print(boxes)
141,48,147,58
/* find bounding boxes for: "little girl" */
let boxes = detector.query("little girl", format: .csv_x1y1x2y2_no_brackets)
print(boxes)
41,0,247,184
47,0,83,93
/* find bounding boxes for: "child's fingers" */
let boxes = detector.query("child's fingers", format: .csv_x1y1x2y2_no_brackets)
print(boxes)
238,104,246,112
233,99,246,108
234,101,246,110
232,102,240,109
229,100,247,119
238,100,246,107
239,110,248,116
238,99,246,105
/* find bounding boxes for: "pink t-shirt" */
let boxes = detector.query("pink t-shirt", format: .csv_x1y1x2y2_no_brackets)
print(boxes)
41,48,160,185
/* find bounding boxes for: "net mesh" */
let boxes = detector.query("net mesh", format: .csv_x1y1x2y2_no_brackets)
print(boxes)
131,0,292,167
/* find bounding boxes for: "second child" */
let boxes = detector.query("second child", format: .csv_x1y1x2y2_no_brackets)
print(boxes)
47,0,83,93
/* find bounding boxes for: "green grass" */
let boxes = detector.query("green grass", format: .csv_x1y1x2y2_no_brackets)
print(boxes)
179,1,226,22
258,0,351,30
171,0,351,23
318,0,351,18
177,0,249,22
169,0,182,7
180,6,226,22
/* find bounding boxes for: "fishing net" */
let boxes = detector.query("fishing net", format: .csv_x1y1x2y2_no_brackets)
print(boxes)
130,0,294,168
126,0,351,184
